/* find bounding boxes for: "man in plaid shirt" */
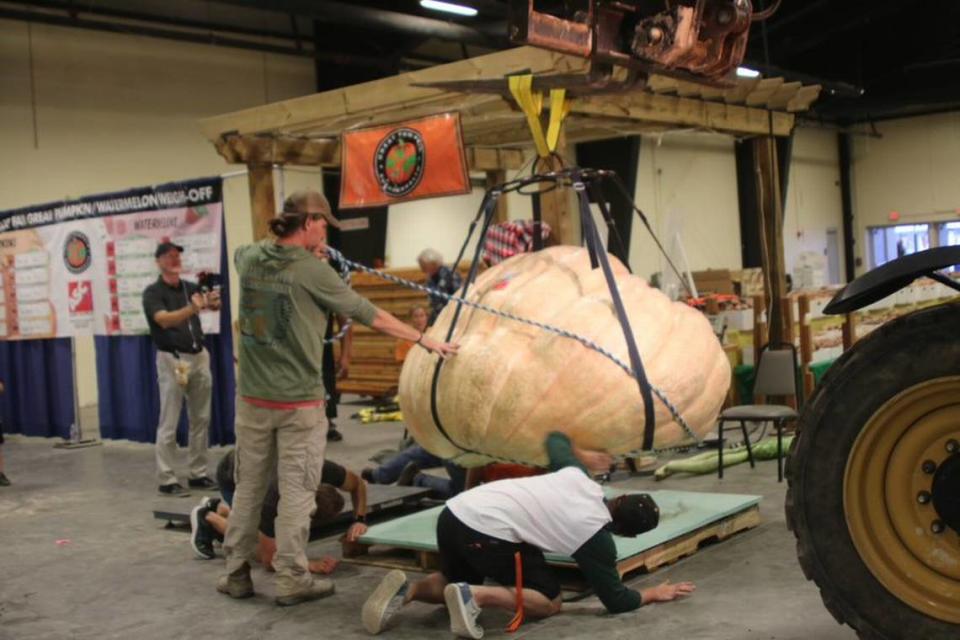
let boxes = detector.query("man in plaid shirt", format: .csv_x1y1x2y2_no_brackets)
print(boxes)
418,248,463,325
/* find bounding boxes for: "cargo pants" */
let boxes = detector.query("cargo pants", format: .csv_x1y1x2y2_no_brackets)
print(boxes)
155,349,212,485
222,399,328,596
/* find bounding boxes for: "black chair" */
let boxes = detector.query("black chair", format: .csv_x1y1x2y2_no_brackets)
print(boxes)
717,343,800,482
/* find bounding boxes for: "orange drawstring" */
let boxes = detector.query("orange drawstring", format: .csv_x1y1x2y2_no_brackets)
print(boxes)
506,551,525,633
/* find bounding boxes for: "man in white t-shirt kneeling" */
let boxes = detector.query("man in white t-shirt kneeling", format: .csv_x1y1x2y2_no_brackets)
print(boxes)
361,432,696,638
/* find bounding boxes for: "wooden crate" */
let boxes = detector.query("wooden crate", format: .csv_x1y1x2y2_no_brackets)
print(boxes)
338,264,470,398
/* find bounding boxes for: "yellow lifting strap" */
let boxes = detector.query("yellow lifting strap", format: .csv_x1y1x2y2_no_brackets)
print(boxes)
508,74,570,158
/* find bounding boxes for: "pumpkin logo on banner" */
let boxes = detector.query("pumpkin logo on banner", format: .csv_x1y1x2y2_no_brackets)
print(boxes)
340,112,470,209
374,128,426,197
63,231,92,274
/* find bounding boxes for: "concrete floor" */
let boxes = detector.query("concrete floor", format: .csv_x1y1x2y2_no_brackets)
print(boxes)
0,400,856,640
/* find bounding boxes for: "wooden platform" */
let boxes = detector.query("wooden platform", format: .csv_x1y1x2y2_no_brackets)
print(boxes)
342,490,761,586
153,484,433,533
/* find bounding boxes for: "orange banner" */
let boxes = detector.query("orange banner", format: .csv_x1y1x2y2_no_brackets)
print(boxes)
339,112,471,209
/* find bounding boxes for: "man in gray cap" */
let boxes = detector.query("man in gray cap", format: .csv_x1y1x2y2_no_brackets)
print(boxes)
142,241,222,497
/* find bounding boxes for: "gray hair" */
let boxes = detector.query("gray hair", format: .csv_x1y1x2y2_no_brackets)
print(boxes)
417,248,443,265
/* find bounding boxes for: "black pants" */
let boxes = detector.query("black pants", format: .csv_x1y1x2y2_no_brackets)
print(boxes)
436,507,561,600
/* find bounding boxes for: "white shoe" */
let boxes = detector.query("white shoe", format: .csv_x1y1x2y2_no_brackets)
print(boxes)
361,570,408,634
444,582,484,639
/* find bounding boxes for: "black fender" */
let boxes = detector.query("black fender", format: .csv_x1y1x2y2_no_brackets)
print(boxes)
824,246,960,315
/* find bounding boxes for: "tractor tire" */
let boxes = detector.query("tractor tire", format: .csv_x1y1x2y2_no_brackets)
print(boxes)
786,302,960,640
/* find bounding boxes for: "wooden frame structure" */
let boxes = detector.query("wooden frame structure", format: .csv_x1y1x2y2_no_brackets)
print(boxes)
202,46,818,160
201,46,819,236
202,45,821,389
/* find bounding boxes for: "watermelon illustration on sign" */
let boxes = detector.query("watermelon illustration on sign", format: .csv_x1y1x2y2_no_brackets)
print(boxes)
186,207,209,224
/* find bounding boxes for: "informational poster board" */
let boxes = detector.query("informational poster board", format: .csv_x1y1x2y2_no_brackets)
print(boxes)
0,177,223,340
339,112,471,209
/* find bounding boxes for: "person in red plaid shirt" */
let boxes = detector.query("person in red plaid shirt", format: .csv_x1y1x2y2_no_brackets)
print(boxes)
481,220,553,267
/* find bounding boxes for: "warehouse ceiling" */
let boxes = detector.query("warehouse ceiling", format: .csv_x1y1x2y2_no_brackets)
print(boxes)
4,0,960,123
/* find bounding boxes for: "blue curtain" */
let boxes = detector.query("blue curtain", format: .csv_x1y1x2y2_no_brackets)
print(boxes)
95,224,235,445
0,338,74,438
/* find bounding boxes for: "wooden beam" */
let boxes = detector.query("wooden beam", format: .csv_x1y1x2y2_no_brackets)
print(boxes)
570,91,795,137
647,75,680,94
798,294,815,399
842,313,857,350
675,80,706,98
535,136,579,246
217,134,524,172
754,136,789,344
466,147,526,171
215,134,339,166
766,82,804,110
745,78,785,107
248,166,276,241
485,170,509,223
280,94,509,138
787,85,823,113
199,46,588,140
723,77,760,104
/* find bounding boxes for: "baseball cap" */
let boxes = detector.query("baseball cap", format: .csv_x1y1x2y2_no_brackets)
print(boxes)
155,241,184,258
609,493,660,537
318,209,341,230
279,208,341,230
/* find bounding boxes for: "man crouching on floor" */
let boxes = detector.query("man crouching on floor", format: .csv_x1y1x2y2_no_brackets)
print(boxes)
361,431,695,638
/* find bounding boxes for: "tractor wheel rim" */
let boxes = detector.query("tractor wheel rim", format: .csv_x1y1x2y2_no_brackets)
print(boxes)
844,376,960,624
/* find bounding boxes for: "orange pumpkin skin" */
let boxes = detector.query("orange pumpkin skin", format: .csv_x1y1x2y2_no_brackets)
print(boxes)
398,246,731,467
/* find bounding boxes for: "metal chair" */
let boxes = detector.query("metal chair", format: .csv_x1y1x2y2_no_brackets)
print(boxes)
717,342,800,482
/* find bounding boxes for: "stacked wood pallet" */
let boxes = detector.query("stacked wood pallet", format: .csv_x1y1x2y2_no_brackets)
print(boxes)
337,267,430,398
338,264,473,398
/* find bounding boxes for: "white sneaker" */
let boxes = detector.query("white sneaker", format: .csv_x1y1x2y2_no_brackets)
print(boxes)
361,570,408,634
444,582,484,639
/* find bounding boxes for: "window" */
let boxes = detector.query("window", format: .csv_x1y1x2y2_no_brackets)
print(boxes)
938,222,960,272
869,224,930,269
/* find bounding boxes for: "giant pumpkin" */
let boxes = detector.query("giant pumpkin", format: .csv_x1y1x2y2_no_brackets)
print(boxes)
398,246,731,467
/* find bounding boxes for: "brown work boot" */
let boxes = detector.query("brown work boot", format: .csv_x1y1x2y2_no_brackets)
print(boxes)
217,565,254,599
275,578,336,607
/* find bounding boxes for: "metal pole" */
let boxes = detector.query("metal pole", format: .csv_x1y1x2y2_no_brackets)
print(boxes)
71,336,80,441
53,337,101,449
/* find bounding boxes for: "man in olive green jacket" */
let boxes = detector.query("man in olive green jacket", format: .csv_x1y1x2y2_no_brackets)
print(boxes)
219,189,457,607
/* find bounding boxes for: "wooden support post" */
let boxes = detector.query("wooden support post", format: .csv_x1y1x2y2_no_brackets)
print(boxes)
247,165,276,241
798,295,815,399
485,170,509,223
842,312,857,350
754,136,789,346
752,294,767,365
535,137,580,246
780,297,795,345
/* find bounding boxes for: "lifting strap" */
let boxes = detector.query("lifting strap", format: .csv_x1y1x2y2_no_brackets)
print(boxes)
429,189,503,453
508,74,569,159
427,170,658,455
573,169,658,450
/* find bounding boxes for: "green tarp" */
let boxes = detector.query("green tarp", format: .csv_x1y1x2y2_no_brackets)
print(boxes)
358,489,760,564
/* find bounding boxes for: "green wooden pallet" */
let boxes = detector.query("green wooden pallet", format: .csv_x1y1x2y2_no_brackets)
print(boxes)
344,489,761,580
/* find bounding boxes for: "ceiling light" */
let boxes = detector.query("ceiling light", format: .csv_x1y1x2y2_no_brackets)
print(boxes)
736,66,760,78
420,0,478,17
